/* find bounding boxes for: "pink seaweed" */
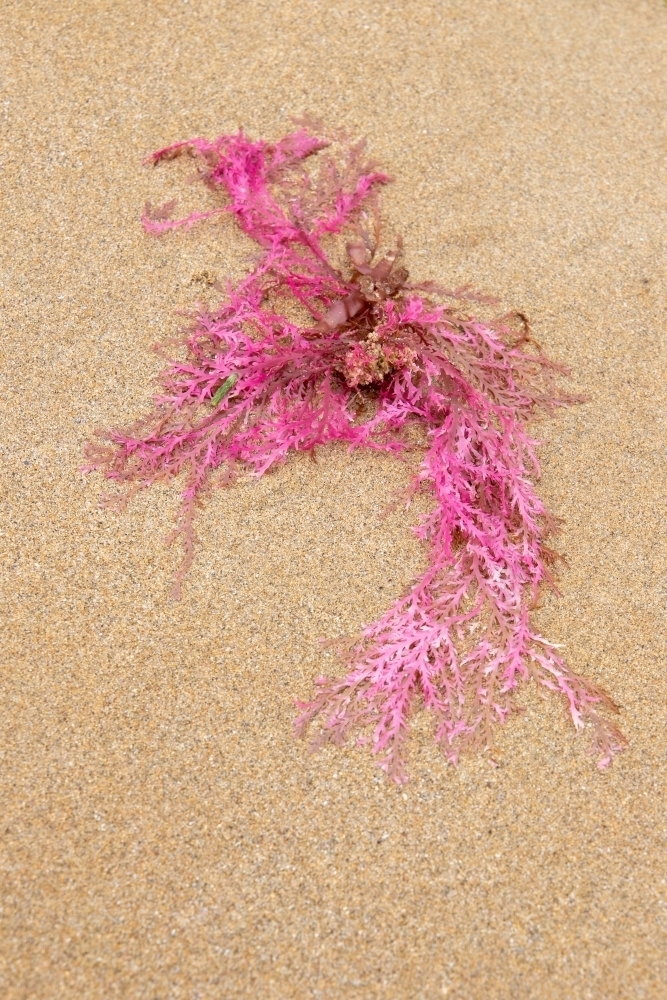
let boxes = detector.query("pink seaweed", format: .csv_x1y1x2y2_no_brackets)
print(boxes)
85,125,626,782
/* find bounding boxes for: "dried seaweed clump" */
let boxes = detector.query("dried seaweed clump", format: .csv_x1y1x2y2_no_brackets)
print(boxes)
85,125,626,782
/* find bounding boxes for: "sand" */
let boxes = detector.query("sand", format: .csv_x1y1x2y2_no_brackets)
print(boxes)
2,0,667,996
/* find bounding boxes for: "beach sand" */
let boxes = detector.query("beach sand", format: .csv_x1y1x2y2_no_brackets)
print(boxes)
2,1,667,996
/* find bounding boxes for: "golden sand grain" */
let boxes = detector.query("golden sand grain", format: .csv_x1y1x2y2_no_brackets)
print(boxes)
2,1,667,997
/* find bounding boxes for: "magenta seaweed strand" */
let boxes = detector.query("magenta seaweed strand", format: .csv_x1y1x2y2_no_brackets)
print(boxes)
85,126,626,781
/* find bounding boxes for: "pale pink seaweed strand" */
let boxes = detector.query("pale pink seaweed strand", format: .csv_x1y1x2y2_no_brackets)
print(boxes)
85,126,626,781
